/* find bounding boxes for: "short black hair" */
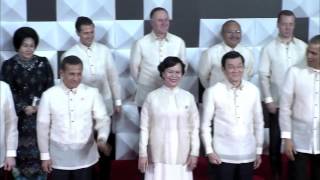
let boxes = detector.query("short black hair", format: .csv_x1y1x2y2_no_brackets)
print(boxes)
309,34,320,45
13,27,39,51
221,51,245,69
149,7,168,19
61,55,83,70
75,16,94,32
277,10,295,23
158,56,185,78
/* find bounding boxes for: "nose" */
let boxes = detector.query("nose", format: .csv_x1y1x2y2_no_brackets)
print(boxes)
307,53,312,59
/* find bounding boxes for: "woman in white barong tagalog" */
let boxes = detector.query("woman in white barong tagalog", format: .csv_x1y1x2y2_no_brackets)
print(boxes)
138,56,200,180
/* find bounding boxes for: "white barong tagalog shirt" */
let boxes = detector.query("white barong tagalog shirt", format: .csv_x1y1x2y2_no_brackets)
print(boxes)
0,81,18,168
280,66,320,154
199,42,255,88
259,36,307,105
62,42,122,115
201,80,264,163
130,32,186,106
139,86,199,164
37,83,110,170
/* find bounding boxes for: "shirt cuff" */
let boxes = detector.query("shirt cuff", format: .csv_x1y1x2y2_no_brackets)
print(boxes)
264,97,274,103
40,153,51,160
6,150,16,157
281,131,291,139
97,137,108,144
205,146,214,155
97,134,108,144
256,147,263,155
190,149,199,157
139,151,147,157
115,99,122,106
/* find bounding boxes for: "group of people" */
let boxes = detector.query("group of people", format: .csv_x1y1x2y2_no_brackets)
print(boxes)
0,6,319,180
0,13,120,180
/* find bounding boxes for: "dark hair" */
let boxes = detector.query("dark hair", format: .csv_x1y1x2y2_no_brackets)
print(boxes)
277,10,295,23
61,55,83,70
13,27,39,51
221,51,245,69
149,7,168,19
309,34,320,44
75,16,94,32
157,56,185,78
221,20,241,33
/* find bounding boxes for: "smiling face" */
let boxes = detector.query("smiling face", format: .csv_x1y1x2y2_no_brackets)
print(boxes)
223,57,244,85
77,24,95,47
162,63,183,89
60,63,83,89
222,22,241,48
18,37,35,60
150,10,170,36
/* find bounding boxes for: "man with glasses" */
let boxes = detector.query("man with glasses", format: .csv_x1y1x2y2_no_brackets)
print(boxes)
259,10,307,180
199,20,255,88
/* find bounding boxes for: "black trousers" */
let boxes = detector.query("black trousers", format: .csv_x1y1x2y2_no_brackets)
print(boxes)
209,162,254,180
97,132,115,180
137,107,144,180
0,167,4,180
50,166,94,180
289,152,320,180
265,108,282,176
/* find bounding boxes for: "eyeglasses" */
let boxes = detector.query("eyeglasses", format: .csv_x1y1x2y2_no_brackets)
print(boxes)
224,30,241,34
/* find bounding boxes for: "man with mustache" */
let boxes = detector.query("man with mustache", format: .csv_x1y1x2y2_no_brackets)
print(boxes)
199,20,255,88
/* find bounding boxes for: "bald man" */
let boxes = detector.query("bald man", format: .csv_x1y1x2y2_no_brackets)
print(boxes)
199,20,255,88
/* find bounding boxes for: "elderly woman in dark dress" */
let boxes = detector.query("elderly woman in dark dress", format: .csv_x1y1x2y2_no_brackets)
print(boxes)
1,27,54,180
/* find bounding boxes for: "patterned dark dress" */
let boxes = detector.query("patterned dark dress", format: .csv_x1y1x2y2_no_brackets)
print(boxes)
1,54,54,178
